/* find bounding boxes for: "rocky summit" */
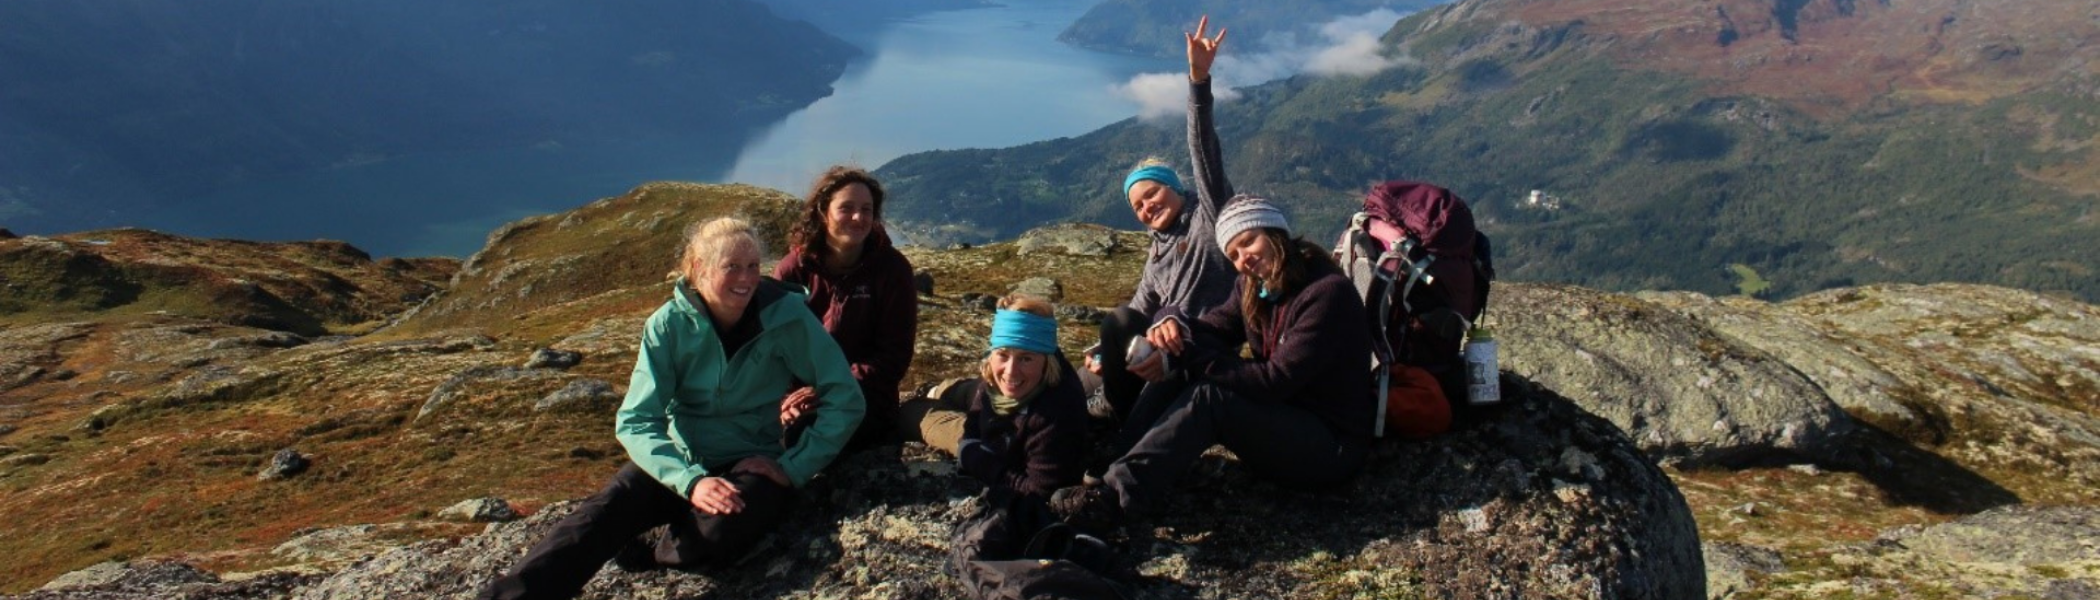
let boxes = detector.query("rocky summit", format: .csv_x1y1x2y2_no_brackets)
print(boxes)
21,379,1702,600
2,182,2097,598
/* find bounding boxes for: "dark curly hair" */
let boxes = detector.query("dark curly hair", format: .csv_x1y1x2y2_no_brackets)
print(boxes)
790,165,886,265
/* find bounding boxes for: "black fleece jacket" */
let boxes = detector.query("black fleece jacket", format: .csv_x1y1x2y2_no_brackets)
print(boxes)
959,353,1089,501
1160,259,1377,441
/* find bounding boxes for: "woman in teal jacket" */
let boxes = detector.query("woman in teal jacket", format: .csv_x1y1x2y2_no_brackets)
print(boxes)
480,217,865,600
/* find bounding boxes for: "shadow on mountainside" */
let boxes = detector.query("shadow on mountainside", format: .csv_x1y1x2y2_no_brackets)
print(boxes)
1816,422,2022,516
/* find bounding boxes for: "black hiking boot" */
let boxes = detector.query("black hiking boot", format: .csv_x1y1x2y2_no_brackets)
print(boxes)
1048,484,1123,534
612,526,670,573
612,538,663,573
1063,533,1112,572
1024,522,1115,573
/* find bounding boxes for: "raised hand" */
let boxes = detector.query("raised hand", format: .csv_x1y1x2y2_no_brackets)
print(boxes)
1186,15,1227,83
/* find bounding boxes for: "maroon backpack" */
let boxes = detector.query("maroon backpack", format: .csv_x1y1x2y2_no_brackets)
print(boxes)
1333,181,1495,435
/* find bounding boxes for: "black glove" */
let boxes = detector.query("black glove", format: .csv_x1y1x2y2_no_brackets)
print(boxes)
957,437,1004,483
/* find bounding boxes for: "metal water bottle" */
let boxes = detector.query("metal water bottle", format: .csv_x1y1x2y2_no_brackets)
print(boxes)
1463,324,1500,405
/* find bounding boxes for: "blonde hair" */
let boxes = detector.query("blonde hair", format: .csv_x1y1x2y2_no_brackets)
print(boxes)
1132,156,1172,170
675,217,765,283
980,293,1063,389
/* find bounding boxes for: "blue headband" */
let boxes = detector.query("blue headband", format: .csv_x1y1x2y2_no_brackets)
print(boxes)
1123,165,1185,198
989,309,1058,355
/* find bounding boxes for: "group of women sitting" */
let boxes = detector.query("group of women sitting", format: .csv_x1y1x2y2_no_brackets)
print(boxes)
478,17,1379,600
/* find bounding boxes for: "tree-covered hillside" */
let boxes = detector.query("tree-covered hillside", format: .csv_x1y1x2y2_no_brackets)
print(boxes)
0,0,855,236
882,0,2100,301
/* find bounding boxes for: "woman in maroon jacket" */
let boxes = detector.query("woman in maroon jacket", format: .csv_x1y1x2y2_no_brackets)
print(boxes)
774,165,919,451
1050,196,1374,530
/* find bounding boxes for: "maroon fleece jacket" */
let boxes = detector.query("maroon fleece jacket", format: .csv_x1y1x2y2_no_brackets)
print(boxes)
773,228,918,427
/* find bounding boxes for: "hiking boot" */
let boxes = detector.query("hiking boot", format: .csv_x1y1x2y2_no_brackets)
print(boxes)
1024,522,1116,573
1022,522,1077,560
1048,484,1122,533
1063,533,1113,572
611,537,663,573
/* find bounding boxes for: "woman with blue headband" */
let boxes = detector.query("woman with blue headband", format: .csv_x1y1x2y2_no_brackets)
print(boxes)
1086,15,1241,432
959,295,1088,499
942,294,1106,597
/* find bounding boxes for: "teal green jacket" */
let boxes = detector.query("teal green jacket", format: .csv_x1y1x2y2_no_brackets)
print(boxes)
617,278,865,496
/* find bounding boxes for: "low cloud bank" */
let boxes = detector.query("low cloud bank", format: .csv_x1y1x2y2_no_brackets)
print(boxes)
1117,9,1414,119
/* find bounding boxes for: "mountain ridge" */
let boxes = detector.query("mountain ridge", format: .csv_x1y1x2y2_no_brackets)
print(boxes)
879,0,2100,302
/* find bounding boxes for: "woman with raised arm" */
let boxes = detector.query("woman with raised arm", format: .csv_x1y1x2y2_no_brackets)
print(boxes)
1050,198,1375,533
479,218,864,600
774,166,919,451
1088,16,1240,429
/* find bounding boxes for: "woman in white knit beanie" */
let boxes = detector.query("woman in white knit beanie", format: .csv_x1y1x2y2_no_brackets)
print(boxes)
1051,194,1378,536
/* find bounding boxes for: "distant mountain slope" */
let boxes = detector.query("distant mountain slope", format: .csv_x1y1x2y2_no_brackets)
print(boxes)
1058,0,1451,57
386,182,800,338
0,0,855,237
882,0,2100,301
0,229,454,336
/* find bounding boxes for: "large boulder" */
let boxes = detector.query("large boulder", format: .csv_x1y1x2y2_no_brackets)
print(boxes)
1495,283,1854,465
284,374,1702,599
1647,284,2100,496
1015,223,1119,257
1640,291,1931,437
19,560,317,600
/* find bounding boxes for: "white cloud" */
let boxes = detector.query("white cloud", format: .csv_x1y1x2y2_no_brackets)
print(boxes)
1116,72,1193,120
1321,8,1405,41
1306,32,1398,76
1116,8,1411,119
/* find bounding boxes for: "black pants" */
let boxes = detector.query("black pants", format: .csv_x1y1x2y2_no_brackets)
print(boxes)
1094,307,1152,422
1103,381,1369,517
949,491,1120,600
479,463,794,600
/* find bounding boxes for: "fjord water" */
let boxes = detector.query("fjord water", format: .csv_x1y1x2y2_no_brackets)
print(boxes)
149,0,1170,258
723,0,1175,194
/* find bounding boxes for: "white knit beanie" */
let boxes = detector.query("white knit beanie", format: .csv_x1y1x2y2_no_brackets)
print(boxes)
1214,195,1291,252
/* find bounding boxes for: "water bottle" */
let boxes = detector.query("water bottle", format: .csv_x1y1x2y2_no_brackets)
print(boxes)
1463,325,1500,405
